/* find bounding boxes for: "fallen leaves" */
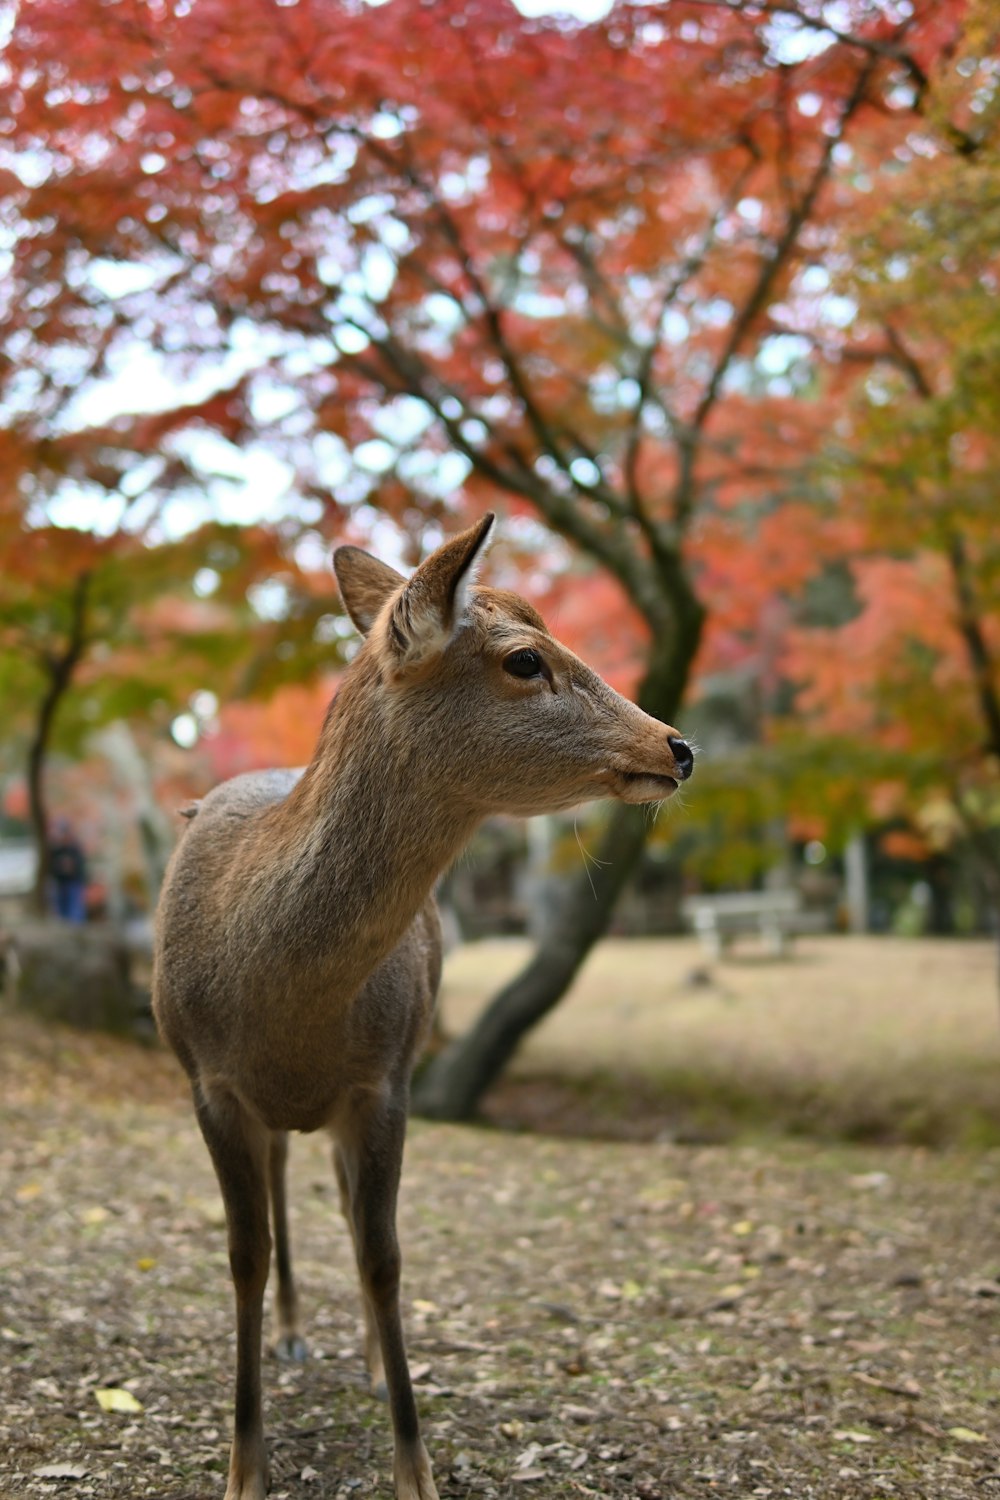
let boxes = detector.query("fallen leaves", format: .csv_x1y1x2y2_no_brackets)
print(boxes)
3,1008,1000,1500
94,1388,143,1415
852,1371,923,1399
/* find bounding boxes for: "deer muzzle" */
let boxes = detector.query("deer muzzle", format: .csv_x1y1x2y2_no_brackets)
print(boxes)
603,732,694,805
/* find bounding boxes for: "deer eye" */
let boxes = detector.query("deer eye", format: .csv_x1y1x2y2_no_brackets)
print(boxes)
503,648,544,680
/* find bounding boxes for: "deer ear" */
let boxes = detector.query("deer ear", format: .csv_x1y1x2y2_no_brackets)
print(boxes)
387,513,495,670
333,548,407,635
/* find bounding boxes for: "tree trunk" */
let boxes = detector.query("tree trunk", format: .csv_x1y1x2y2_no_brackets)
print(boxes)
945,531,1000,1000
413,602,703,1121
948,531,1000,761
27,696,57,917
27,572,91,915
27,671,74,916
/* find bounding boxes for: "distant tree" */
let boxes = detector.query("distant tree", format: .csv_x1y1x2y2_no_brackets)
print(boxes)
2,0,973,1110
783,0,1000,942
0,494,323,912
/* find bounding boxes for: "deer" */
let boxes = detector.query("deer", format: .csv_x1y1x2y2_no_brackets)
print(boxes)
152,513,694,1500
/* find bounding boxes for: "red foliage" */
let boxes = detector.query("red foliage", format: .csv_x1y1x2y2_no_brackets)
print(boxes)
880,829,933,863
1,0,984,808
204,679,339,783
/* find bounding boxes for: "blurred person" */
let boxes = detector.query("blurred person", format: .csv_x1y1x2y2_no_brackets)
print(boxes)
49,818,87,923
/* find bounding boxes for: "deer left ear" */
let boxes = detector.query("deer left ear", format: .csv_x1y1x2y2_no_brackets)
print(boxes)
333,548,407,636
386,513,495,671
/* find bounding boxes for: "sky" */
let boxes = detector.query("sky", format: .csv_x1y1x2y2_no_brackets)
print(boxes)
514,0,612,17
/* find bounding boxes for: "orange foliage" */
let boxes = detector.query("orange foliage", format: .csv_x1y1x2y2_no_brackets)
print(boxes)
785,554,984,756
1,0,983,827
204,678,339,783
880,829,932,863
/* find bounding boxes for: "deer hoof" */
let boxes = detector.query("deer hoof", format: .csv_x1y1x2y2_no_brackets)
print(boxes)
273,1333,308,1363
394,1440,438,1500
224,1485,268,1500
224,1453,269,1500
372,1376,389,1402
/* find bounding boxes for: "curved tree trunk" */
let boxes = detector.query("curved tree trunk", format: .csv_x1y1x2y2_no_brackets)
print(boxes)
413,592,704,1120
28,669,76,916
944,530,1000,1001
28,571,91,915
27,691,59,917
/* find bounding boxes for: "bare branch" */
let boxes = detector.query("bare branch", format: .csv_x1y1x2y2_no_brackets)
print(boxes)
674,55,879,528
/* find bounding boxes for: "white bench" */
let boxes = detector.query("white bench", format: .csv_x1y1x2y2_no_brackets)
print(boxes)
681,890,825,959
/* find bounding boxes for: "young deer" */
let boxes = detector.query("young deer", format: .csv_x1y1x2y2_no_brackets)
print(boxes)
152,514,693,1500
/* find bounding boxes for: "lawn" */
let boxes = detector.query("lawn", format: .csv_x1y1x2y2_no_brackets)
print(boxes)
440,935,1000,1145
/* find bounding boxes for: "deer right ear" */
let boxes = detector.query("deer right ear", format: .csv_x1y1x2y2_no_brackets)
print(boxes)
384,513,495,674
333,548,407,636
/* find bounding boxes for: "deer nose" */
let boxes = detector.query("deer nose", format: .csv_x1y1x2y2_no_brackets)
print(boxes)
668,736,694,781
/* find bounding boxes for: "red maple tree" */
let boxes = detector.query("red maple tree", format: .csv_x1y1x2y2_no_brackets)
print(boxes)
1,0,976,1109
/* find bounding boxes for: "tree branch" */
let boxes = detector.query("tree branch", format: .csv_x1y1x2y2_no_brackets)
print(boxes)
28,569,92,914
673,55,879,529
947,531,1000,760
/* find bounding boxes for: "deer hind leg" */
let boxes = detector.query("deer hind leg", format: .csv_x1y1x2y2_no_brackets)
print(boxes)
333,1140,385,1398
336,1100,439,1500
193,1083,272,1500
268,1131,306,1362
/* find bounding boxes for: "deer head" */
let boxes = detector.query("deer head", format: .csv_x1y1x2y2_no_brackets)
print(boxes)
333,514,693,819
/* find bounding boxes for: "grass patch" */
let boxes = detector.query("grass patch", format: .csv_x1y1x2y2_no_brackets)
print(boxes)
441,936,1000,1146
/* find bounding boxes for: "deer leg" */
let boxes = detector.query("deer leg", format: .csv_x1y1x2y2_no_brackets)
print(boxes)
333,1140,386,1398
337,1102,438,1500
193,1084,272,1500
268,1131,306,1362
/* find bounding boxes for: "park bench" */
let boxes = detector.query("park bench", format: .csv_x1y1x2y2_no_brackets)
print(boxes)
681,889,830,959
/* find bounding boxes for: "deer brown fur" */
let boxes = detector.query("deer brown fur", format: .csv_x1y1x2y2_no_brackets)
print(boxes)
152,514,693,1500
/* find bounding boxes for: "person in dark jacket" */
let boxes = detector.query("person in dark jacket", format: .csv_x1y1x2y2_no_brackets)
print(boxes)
49,819,87,923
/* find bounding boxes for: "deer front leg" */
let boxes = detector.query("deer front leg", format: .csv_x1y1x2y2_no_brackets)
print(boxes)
337,1102,438,1500
194,1084,272,1500
333,1141,386,1398
268,1131,306,1361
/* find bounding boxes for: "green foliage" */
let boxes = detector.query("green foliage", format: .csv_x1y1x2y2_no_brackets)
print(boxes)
659,738,949,887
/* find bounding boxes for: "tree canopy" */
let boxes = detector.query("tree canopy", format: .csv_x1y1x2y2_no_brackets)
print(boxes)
2,0,998,1105
3,0,969,649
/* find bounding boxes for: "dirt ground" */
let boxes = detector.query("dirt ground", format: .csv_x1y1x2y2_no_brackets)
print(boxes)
2,1005,1000,1500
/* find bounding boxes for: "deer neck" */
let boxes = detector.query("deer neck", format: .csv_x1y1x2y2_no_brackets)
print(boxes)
266,666,477,988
